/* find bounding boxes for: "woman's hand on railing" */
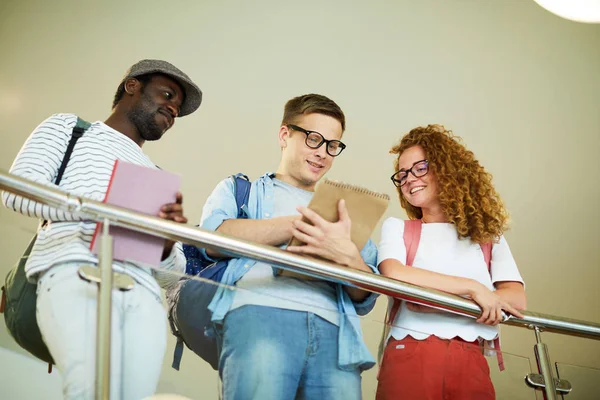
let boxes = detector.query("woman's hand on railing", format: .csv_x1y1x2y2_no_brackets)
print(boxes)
406,302,512,323
469,282,524,325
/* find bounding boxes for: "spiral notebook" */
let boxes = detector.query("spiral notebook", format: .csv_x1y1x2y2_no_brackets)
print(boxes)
280,179,390,279
90,160,181,266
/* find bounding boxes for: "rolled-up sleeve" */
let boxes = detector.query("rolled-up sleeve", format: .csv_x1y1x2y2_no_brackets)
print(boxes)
198,177,237,260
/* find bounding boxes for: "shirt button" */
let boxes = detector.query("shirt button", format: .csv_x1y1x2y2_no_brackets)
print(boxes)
244,264,249,268
266,195,271,199
265,213,270,217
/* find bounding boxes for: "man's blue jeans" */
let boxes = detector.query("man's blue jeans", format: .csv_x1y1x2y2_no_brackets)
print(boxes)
218,305,362,400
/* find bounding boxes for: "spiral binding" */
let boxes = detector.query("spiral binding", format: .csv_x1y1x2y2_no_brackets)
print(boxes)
323,179,390,200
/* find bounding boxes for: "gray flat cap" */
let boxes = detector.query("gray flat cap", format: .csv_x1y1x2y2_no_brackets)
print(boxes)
122,59,202,116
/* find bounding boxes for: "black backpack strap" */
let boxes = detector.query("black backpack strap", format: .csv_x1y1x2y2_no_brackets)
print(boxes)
170,315,185,371
55,117,91,185
40,117,90,229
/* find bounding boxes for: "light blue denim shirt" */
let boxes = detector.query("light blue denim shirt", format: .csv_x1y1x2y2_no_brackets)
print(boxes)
201,173,379,371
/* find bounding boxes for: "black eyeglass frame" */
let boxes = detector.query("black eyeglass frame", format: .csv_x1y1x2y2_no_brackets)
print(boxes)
286,124,346,157
390,159,429,187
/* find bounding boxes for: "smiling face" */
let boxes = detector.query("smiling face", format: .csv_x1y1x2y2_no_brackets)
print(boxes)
397,145,441,212
277,112,343,191
126,74,184,141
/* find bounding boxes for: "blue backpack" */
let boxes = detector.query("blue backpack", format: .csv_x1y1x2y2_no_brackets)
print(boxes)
168,173,251,371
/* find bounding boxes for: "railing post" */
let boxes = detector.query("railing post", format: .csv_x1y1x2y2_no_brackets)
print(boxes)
95,219,113,400
525,327,572,396
535,327,557,400
520,326,577,399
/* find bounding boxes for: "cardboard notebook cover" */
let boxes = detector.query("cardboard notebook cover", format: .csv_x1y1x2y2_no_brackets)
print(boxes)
280,179,390,279
90,160,181,266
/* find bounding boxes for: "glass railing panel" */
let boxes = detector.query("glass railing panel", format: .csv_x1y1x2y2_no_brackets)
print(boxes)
555,362,600,399
488,351,540,400
0,249,547,400
0,216,594,400
155,268,221,399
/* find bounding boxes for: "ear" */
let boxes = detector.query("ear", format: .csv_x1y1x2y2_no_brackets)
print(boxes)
124,77,141,95
278,125,290,148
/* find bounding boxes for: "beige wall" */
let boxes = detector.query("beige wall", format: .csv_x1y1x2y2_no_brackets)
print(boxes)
0,0,598,398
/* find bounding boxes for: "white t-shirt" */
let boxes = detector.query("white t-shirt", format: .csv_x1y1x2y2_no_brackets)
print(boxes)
230,178,340,326
377,217,524,342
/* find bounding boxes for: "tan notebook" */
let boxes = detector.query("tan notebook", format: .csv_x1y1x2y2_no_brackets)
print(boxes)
279,179,390,279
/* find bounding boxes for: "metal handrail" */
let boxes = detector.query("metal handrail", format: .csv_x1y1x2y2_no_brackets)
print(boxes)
1,169,599,340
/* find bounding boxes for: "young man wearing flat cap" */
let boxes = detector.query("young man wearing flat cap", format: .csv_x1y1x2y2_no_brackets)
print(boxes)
2,59,202,399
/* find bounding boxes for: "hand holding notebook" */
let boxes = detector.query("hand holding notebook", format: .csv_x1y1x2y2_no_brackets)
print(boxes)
90,160,182,266
280,179,389,279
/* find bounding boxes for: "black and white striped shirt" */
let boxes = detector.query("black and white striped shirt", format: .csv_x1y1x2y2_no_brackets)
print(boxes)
2,113,185,298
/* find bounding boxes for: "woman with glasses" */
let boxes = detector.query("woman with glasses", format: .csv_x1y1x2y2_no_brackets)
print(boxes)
376,125,527,400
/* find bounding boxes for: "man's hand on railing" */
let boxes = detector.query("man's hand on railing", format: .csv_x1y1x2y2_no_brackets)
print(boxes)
160,191,188,259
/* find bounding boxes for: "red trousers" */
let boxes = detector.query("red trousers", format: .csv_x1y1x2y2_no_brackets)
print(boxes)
376,336,496,400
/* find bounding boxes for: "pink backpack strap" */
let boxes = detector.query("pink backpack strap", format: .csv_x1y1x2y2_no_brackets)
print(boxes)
386,220,422,326
480,242,492,271
481,241,505,371
404,220,422,266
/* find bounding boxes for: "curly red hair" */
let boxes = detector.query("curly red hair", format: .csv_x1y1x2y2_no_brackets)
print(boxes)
391,124,509,244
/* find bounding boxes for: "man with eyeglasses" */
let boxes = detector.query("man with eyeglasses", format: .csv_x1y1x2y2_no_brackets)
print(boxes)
190,94,378,399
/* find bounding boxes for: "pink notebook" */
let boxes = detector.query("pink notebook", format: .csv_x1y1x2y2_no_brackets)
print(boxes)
90,160,181,266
